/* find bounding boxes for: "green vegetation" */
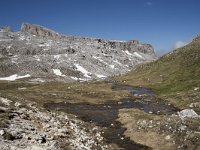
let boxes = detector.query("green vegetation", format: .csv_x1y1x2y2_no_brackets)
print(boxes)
0,37,199,111
117,38,200,110
0,80,130,105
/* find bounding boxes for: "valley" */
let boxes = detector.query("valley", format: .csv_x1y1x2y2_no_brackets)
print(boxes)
0,24,200,150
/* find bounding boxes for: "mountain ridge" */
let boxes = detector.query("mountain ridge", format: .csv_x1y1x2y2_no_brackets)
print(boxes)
0,23,156,82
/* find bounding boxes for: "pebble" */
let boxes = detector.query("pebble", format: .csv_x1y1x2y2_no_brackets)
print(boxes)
0,130,5,136
165,135,171,140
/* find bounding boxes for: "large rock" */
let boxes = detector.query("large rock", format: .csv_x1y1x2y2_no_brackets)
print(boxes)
178,109,199,119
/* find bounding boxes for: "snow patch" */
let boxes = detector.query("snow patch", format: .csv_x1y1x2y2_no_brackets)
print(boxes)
18,87,27,90
110,65,115,69
70,76,90,82
95,74,107,79
113,60,122,66
133,52,144,59
53,69,65,77
54,55,61,59
93,56,109,65
125,50,132,56
75,64,91,78
19,36,25,40
0,74,31,81
30,78,45,83
71,77,79,81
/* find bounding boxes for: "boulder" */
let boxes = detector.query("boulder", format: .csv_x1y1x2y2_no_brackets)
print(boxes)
178,109,199,119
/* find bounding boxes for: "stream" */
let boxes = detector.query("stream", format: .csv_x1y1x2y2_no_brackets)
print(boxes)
44,86,179,150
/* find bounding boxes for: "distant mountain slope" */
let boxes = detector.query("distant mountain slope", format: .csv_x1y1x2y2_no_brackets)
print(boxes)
0,23,156,82
119,35,200,109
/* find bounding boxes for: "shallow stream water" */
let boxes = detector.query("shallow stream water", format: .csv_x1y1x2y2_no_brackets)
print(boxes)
44,86,179,149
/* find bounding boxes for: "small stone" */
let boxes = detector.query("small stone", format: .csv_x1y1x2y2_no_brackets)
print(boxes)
36,134,46,143
165,135,171,140
14,102,22,107
179,125,187,131
117,101,122,105
18,87,27,90
0,130,5,135
189,103,198,108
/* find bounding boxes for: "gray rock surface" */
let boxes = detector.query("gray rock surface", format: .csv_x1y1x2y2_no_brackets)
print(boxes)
178,109,199,119
0,98,109,150
21,23,61,39
0,23,157,82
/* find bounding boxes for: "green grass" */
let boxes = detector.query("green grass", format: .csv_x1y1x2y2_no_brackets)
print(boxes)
116,38,200,110
0,80,130,105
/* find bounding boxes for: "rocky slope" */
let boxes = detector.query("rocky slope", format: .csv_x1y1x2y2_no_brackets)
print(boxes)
0,97,110,150
0,23,156,82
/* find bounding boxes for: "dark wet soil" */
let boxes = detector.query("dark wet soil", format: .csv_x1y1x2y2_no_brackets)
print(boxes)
44,86,179,150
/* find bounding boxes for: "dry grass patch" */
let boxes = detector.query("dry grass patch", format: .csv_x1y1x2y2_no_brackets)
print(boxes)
118,109,176,150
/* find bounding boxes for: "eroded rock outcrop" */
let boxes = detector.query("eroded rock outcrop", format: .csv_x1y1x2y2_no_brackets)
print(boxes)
21,23,61,39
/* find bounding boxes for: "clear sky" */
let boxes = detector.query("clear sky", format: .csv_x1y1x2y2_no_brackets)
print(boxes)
1,0,200,55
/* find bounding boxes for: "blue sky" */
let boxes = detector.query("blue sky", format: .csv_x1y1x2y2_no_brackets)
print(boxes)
1,0,200,55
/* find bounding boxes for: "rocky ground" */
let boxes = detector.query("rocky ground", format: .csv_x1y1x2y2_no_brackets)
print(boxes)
118,108,200,150
0,97,109,150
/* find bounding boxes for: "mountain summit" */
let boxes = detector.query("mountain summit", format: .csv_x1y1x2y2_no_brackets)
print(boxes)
0,23,156,82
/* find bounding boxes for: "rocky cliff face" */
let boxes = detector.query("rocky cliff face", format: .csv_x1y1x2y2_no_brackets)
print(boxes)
21,23,61,39
0,23,157,82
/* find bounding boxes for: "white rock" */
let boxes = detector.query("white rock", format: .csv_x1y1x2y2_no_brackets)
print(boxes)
189,103,198,108
18,87,27,90
117,101,122,105
179,125,187,131
0,97,12,106
14,102,22,107
0,130,5,135
178,109,199,119
165,135,171,140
